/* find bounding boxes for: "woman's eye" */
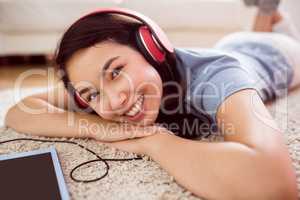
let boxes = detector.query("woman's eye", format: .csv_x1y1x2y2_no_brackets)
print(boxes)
87,92,99,102
111,66,123,80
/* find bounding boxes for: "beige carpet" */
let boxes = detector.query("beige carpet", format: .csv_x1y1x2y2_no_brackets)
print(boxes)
1,87,300,200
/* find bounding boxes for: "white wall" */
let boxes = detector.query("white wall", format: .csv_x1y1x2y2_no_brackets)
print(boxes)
0,0,252,32
280,0,300,29
4,0,297,55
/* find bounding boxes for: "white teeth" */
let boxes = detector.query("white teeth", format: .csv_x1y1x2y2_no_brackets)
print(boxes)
125,95,144,117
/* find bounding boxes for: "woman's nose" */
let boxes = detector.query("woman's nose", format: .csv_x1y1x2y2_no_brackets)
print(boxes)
109,92,127,111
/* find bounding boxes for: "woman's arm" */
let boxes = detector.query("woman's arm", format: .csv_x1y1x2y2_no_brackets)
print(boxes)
4,83,155,141
106,89,298,200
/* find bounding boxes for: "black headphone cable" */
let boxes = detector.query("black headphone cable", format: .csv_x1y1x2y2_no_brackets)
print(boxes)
0,138,143,183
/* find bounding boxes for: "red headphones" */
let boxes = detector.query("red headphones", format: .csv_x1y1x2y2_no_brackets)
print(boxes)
72,7,175,109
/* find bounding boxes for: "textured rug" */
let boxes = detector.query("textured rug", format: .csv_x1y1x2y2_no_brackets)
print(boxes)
1,87,300,200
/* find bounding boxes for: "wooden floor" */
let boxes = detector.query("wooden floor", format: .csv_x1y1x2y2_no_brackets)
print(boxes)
0,65,59,90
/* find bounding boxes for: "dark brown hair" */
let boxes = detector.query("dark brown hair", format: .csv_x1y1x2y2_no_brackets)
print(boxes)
54,12,177,100
54,13,142,86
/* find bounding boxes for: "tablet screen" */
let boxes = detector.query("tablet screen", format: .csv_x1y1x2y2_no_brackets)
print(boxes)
0,148,69,200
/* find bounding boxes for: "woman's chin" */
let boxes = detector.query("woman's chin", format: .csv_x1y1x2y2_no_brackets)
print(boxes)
142,112,159,125
133,114,156,126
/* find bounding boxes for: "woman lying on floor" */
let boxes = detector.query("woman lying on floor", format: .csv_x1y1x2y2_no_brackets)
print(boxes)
5,5,300,200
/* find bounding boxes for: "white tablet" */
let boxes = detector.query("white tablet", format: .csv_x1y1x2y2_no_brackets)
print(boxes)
0,147,70,200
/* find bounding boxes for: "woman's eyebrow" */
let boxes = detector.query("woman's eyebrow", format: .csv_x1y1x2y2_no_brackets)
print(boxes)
100,56,120,78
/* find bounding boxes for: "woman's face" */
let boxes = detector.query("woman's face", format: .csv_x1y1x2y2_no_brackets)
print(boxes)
66,40,163,126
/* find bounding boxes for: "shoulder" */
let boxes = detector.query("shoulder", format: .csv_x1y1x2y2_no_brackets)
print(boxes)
178,47,261,127
174,47,253,91
174,47,238,64
174,47,244,75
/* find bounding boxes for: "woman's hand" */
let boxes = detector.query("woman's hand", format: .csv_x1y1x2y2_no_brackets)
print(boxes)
98,125,175,155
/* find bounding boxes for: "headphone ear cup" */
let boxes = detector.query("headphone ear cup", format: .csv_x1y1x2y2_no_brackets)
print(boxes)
135,25,166,66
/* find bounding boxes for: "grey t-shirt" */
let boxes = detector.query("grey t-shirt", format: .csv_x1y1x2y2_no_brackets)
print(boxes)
173,40,293,134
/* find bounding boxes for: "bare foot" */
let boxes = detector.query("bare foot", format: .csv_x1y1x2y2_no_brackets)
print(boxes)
253,10,283,32
272,10,283,25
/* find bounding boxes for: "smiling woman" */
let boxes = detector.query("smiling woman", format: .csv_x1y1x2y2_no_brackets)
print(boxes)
64,40,163,126
5,7,300,200
54,9,186,130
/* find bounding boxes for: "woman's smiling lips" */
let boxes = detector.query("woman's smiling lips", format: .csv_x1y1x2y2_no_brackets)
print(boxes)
122,94,145,122
126,106,145,122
